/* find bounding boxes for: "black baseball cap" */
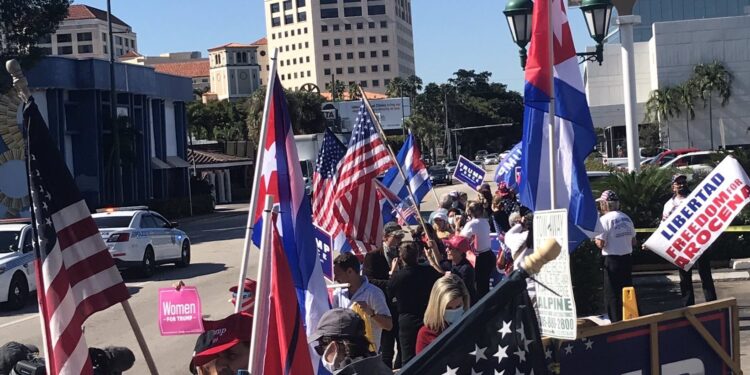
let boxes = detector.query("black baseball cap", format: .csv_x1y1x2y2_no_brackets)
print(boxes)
383,221,405,237
308,308,365,343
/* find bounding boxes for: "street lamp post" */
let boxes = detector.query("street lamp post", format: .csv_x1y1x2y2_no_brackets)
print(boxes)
611,0,641,171
107,0,123,204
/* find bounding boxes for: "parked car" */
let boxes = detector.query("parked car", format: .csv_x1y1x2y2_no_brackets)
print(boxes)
476,150,489,159
660,151,717,176
445,161,458,175
0,219,35,310
92,206,191,277
429,165,452,185
483,153,500,165
648,148,700,167
473,157,486,168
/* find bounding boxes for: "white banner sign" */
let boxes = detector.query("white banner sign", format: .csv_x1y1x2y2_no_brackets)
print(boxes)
644,156,750,271
533,209,577,340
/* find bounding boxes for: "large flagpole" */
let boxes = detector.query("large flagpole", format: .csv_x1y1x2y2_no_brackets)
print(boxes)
235,49,279,313
547,0,558,210
248,196,276,375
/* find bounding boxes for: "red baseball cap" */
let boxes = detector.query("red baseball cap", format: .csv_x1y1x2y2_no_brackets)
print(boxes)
229,278,257,293
444,235,471,253
190,312,253,370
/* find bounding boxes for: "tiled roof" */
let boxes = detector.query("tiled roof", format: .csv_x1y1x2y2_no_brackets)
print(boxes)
188,149,253,166
320,91,388,101
250,37,267,46
153,60,210,78
66,4,130,28
208,42,256,51
119,50,142,59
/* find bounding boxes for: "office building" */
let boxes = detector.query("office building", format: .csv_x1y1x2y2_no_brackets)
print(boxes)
263,0,416,93
36,4,138,59
251,38,270,86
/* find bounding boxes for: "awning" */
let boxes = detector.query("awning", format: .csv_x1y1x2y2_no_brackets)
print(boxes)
150,157,171,170
166,156,191,168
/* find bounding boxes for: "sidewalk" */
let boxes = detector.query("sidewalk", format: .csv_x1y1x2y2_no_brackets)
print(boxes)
634,267,750,286
179,202,249,225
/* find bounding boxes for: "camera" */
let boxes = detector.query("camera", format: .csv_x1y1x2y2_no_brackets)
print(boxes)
4,344,134,375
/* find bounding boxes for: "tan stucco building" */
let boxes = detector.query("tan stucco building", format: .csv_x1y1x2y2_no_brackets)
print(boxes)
208,43,262,102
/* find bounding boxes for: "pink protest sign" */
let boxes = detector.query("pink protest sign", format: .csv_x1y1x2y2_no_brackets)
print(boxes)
158,287,204,336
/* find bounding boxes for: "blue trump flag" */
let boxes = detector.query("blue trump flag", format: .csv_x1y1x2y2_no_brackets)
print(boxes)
518,0,598,251
494,142,523,191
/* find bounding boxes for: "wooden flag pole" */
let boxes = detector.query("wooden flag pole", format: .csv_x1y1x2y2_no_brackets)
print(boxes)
121,300,159,374
248,196,276,375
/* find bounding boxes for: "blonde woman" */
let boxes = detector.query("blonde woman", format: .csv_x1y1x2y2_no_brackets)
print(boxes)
415,274,470,354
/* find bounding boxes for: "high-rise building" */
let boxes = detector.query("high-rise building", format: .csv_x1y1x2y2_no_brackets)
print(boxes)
208,43,262,101
36,4,138,59
263,0,415,94
251,38,270,86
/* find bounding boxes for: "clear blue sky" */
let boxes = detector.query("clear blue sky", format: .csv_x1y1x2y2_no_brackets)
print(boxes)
75,0,595,93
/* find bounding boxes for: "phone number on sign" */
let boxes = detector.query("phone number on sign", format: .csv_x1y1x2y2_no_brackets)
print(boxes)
540,316,575,330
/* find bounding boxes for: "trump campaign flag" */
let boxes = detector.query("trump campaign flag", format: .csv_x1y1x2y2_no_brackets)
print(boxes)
645,157,750,271
380,132,431,224
250,72,330,372
518,0,599,250
494,142,523,191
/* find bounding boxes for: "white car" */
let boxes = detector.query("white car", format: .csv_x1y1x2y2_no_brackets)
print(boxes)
484,153,500,164
660,151,716,176
0,219,36,310
92,207,191,277
445,161,458,175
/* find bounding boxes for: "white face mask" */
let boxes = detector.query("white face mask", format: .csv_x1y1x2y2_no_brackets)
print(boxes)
444,307,464,326
322,342,339,372
448,217,455,226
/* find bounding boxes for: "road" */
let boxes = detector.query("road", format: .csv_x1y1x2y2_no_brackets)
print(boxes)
0,209,252,374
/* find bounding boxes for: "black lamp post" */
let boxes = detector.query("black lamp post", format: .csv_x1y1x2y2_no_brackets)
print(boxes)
503,0,614,68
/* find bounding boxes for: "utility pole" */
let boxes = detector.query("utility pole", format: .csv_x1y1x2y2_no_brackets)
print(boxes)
107,0,123,204
444,90,452,160
400,84,406,136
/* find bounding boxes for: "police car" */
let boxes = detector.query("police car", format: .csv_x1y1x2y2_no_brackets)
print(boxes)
0,219,36,310
92,207,191,277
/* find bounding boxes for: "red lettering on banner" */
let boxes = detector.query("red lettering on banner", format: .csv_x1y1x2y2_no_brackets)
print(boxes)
684,242,700,259
680,229,694,243
705,203,718,217
673,238,686,252
708,218,723,232
727,192,745,211
712,191,730,208
742,185,750,198
696,230,712,246
719,206,732,222
695,213,709,227
687,222,701,235
666,246,678,259
676,256,689,267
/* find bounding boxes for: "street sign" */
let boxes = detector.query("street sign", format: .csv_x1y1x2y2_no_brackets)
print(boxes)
158,287,204,336
533,209,577,340
453,155,485,190
314,225,334,281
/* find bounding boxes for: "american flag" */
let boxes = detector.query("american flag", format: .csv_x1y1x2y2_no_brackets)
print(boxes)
24,100,130,375
330,101,395,251
312,129,347,237
399,270,547,375
395,198,418,226
372,179,417,226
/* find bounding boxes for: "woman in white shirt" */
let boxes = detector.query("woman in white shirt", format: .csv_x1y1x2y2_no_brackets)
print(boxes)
459,201,493,299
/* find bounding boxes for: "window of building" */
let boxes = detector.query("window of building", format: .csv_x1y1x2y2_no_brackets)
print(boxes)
344,0,360,2
285,45,289,51
296,0,306,6
322,25,328,32
383,64,390,72
345,24,352,30
360,80,368,88
77,32,92,42
324,54,330,61
304,27,308,33
283,0,292,10
237,52,248,63
271,34,276,40
298,42,302,48
103,45,107,54
335,53,342,60
324,68,331,75
358,51,365,58
117,48,123,56
345,38,353,45
369,36,376,43
272,17,281,26
294,72,298,78
382,50,389,57
371,65,378,72
322,39,329,46
58,46,73,55
320,0,337,4
384,78,391,86
285,14,294,24
291,30,296,37
281,60,285,66
214,54,222,65
357,22,363,29
286,59,291,65
334,39,341,46
115,36,123,45
298,11,307,21
320,8,338,18
261,50,267,56
271,2,280,12
346,52,353,59
368,22,375,29
380,20,387,28
306,56,310,62
359,66,367,73
372,79,380,87
125,38,130,47
131,40,136,49
381,35,388,43
101,32,107,42
333,24,340,31
78,44,94,53
336,67,343,74
344,7,362,16
57,33,71,43
293,58,297,64
292,44,296,50
370,51,377,58
285,31,289,37
368,5,386,15
308,71,311,77
348,67,355,73
305,41,309,48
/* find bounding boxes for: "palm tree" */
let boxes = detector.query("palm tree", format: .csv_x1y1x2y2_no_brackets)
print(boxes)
644,87,679,148
692,61,732,150
385,77,407,98
347,82,362,101
672,83,697,148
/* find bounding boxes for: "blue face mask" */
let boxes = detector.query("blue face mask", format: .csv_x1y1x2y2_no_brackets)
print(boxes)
444,307,464,326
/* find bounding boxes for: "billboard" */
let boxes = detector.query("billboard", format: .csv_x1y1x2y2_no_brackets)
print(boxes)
322,97,412,131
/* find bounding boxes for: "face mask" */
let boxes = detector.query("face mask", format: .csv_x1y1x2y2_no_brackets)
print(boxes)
322,342,339,372
444,307,464,326
448,217,455,226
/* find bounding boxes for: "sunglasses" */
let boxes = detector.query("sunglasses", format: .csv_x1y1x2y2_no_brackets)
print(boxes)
314,338,333,356
232,291,253,299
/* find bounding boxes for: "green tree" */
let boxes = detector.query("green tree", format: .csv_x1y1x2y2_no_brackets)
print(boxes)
692,61,732,150
244,87,326,143
672,83,698,148
187,100,248,141
404,113,442,159
347,82,362,101
385,75,422,99
385,77,406,98
644,87,679,148
0,0,71,92
327,80,346,101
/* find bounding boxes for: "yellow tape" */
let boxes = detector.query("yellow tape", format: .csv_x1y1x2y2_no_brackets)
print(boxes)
635,226,750,233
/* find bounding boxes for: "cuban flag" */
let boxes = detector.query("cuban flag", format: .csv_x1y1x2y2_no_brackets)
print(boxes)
251,73,330,373
381,132,431,224
518,0,598,251
494,142,523,191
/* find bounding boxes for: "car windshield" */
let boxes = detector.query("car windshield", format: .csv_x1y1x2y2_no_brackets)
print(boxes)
429,166,445,173
93,216,133,229
0,231,20,254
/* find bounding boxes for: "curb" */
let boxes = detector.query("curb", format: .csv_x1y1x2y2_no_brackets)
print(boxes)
634,270,750,286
